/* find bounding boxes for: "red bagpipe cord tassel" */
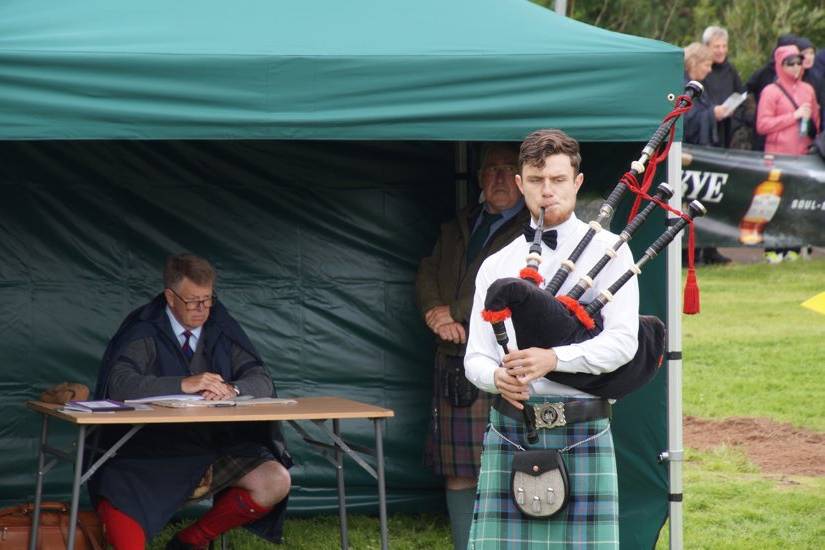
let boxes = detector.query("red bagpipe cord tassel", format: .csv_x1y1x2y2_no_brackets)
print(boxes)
481,307,512,324
519,267,544,285
683,223,700,314
556,295,596,330
626,95,693,221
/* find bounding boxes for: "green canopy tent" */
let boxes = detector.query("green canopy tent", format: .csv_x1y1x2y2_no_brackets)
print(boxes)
0,0,685,547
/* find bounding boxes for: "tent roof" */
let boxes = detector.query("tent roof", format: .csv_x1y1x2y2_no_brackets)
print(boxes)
0,0,683,141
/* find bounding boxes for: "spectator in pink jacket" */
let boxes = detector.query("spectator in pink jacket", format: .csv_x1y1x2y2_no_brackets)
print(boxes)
756,45,820,155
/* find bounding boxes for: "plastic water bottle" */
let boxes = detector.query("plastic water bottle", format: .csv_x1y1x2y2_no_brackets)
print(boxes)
799,117,810,137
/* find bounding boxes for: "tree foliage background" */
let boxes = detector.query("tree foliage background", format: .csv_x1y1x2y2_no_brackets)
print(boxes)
535,0,825,79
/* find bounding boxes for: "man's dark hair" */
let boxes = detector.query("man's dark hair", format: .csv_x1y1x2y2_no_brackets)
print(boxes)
519,129,581,174
163,253,216,289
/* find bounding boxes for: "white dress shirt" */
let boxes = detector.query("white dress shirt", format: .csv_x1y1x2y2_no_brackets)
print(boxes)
464,213,639,398
166,306,203,351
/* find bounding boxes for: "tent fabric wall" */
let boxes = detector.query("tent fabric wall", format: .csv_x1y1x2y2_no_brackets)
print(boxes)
0,140,455,506
0,0,682,141
0,140,670,547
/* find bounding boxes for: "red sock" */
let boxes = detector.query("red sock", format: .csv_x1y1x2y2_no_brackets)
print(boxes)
96,499,146,550
177,487,271,547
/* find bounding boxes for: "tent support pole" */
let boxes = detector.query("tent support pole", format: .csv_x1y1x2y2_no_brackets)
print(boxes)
455,141,469,211
665,141,684,550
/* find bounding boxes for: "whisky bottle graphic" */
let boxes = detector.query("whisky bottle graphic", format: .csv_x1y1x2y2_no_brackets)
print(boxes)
738,169,783,245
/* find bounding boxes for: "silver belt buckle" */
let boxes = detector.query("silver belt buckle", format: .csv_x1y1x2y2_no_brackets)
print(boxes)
533,402,566,429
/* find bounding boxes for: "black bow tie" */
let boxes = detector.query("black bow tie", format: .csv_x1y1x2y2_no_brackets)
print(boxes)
523,225,557,249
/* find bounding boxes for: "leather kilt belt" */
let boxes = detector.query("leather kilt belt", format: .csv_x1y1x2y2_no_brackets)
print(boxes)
493,396,611,430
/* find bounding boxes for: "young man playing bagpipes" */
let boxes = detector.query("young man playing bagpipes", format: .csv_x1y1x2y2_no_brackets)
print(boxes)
464,129,639,548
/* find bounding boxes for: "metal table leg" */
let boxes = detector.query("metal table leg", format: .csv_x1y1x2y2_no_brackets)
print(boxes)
333,419,348,550
66,425,86,550
29,415,50,550
375,419,388,550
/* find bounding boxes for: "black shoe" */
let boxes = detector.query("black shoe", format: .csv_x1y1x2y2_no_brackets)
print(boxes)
701,248,732,265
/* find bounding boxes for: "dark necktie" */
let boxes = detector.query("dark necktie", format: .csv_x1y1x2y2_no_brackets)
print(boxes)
466,211,503,266
522,225,558,249
181,330,194,360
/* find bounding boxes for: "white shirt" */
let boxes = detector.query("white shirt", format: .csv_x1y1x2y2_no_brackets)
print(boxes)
166,306,203,351
464,213,639,398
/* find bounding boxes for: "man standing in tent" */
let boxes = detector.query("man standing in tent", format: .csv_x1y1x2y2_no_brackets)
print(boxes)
416,143,528,549
89,254,291,550
464,129,638,548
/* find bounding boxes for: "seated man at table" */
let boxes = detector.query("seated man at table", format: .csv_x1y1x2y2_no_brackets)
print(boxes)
89,253,292,550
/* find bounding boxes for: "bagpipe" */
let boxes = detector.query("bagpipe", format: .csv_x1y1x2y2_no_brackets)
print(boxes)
481,82,706,439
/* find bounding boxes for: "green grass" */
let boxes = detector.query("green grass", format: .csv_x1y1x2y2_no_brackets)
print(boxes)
150,259,825,549
150,513,452,549
682,259,825,430
655,448,825,550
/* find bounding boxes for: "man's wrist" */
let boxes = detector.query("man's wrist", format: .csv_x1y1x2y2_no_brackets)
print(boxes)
229,383,241,396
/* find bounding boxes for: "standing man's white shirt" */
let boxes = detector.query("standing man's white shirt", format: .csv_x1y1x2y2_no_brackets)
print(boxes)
464,213,639,398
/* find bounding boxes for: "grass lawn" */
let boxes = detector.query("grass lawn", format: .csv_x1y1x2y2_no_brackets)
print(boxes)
151,259,825,549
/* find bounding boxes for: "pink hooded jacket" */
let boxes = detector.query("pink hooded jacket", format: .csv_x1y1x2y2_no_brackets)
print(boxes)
756,45,821,155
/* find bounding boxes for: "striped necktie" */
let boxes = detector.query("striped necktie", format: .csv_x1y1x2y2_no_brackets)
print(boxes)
181,330,194,360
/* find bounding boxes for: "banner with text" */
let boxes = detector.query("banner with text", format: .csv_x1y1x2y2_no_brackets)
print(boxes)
681,145,825,247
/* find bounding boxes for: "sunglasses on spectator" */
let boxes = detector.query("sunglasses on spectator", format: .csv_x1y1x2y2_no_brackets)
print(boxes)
783,59,802,67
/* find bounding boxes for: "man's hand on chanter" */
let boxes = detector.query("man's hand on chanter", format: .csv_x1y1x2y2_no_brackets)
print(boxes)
181,372,232,398
502,347,558,384
493,367,530,410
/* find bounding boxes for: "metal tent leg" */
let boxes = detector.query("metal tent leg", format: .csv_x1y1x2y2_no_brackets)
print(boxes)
665,142,685,550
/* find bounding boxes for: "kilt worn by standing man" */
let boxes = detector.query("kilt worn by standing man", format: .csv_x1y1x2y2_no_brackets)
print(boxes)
90,254,292,550
416,143,528,549
465,130,639,549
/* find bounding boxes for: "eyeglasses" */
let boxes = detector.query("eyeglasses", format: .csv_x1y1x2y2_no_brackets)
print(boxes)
167,288,216,311
784,60,802,67
481,164,518,177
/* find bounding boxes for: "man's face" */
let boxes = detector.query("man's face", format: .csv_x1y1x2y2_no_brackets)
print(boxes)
802,47,815,69
164,277,214,330
515,154,583,227
479,147,521,214
709,37,728,64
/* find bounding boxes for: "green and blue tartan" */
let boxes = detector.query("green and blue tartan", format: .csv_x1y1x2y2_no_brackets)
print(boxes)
468,397,619,549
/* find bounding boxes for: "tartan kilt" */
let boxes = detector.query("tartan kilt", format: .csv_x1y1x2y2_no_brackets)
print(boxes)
425,353,494,478
469,397,619,549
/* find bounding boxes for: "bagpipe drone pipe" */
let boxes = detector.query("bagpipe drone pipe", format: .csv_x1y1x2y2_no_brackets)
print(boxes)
482,81,706,402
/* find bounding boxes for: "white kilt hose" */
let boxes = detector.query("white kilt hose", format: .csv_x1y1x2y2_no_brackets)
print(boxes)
469,397,619,549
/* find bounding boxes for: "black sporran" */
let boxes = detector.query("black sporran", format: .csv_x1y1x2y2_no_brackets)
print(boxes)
510,449,570,519
439,355,478,408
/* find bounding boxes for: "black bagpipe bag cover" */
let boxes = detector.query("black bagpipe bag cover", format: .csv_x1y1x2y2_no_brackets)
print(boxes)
484,278,666,399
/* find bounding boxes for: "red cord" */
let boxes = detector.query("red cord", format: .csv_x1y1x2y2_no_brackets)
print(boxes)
617,95,700,314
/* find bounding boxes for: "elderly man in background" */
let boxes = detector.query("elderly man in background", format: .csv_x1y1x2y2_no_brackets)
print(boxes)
699,25,746,264
416,143,528,549
701,25,746,149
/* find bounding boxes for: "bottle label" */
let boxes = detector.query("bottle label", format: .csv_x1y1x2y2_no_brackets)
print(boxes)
742,194,781,223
